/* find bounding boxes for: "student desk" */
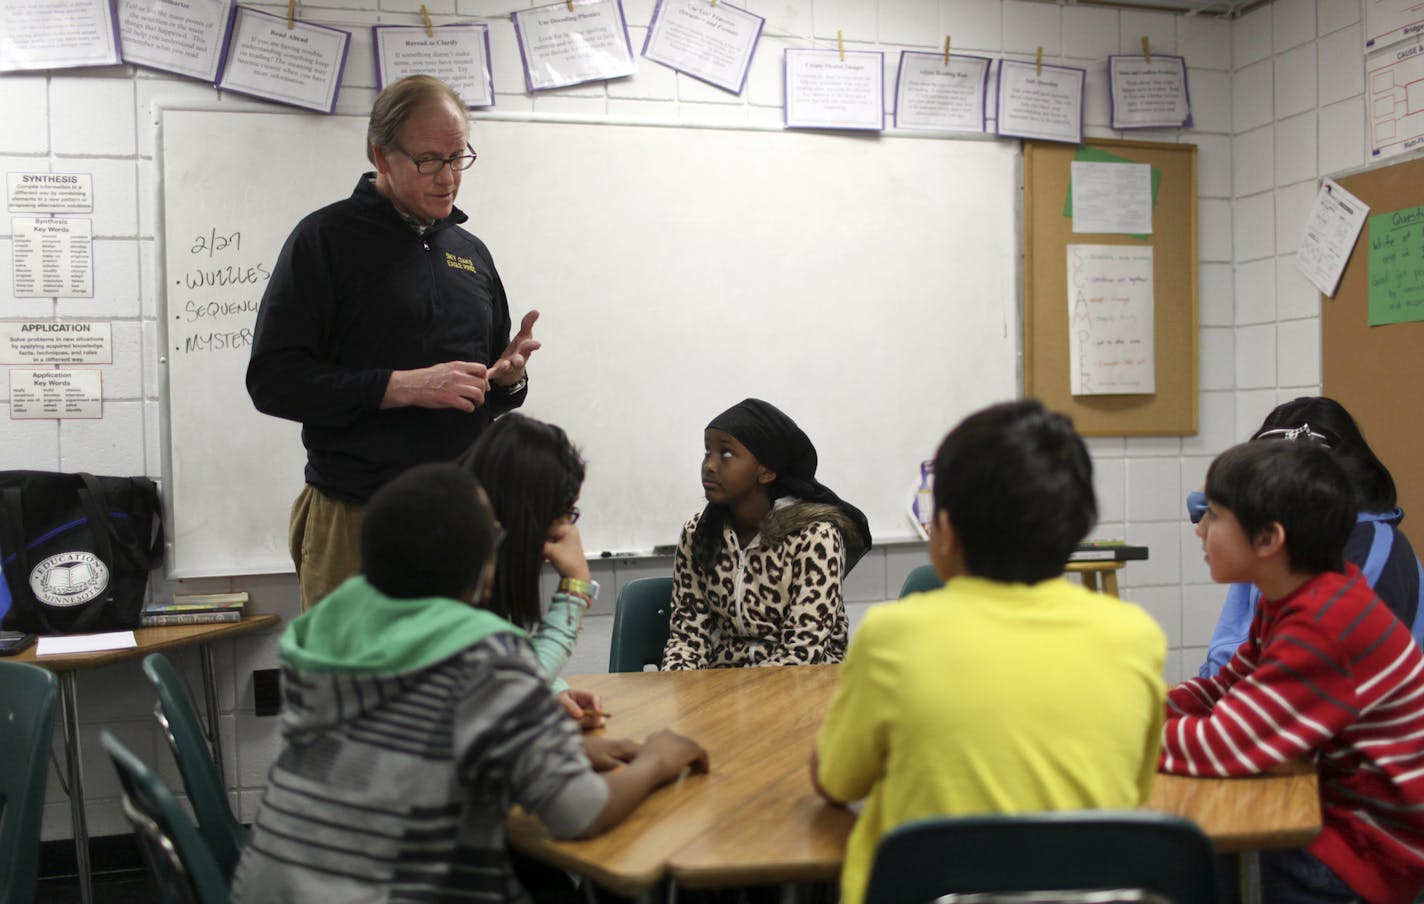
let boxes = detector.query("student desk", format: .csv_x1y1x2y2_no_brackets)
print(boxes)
14,614,281,904
1065,560,1126,597
508,665,1320,901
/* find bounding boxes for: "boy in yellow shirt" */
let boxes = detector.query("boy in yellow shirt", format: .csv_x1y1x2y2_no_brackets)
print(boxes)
812,400,1167,904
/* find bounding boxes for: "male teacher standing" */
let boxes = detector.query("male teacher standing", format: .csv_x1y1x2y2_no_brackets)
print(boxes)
248,75,538,609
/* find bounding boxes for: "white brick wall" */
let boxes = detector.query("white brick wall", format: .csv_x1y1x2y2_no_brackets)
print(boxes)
0,0,1370,843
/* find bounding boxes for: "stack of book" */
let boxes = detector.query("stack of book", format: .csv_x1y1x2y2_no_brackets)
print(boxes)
140,592,249,627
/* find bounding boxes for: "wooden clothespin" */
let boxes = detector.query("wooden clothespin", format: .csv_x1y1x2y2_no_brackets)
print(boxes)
943,35,951,65
420,4,433,37
286,0,295,29
837,30,845,62
1035,46,1042,75
566,0,574,11
1140,36,1151,62
711,0,717,6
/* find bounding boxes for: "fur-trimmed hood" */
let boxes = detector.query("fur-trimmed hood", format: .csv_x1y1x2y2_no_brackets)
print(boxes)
761,499,867,561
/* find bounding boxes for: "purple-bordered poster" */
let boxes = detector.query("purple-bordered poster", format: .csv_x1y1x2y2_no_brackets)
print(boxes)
216,7,349,113
994,58,1084,144
511,0,635,93
641,0,763,95
118,0,236,82
374,23,493,107
784,47,884,131
0,0,121,72
893,50,991,133
1108,54,1191,130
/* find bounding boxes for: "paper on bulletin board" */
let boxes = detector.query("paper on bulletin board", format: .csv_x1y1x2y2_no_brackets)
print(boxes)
1368,204,1424,325
1297,178,1368,297
1070,161,1152,235
1063,146,1160,240
1067,244,1155,395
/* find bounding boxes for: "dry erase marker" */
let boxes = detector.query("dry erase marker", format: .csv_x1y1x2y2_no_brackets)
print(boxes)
600,550,638,558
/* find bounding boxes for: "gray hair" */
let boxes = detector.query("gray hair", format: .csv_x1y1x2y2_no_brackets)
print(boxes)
366,75,468,164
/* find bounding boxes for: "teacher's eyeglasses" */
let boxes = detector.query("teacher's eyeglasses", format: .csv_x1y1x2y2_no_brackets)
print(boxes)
391,143,478,175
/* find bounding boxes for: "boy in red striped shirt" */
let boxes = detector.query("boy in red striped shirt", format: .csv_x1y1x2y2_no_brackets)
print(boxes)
1164,441,1424,904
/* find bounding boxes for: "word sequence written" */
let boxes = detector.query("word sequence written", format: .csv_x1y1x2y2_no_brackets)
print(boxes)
172,229,267,355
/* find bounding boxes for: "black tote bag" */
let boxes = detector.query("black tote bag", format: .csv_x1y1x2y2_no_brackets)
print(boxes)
0,471,164,634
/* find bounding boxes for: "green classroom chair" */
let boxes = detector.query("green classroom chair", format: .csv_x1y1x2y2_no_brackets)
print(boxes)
898,564,943,597
101,730,231,904
862,810,1222,904
143,653,249,881
0,661,58,904
608,577,674,672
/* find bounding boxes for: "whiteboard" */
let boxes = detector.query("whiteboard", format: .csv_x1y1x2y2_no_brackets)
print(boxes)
159,108,1019,578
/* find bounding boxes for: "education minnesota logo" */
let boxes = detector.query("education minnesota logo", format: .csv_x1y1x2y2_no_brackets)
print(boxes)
30,552,110,607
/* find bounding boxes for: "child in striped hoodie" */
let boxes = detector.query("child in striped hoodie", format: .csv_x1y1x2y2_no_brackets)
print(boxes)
1164,440,1424,904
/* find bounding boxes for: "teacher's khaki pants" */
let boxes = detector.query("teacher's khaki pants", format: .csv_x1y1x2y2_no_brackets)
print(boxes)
289,485,365,611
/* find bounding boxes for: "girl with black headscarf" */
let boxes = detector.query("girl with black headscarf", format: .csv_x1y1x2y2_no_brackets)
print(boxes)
661,399,873,670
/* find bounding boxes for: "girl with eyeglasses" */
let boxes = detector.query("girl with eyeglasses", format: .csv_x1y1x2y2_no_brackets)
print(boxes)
1196,396,1424,676
457,413,604,726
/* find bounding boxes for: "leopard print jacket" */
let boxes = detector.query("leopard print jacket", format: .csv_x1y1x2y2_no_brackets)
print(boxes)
661,501,855,670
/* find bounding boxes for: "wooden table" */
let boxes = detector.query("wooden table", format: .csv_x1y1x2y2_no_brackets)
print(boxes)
510,667,1320,898
16,614,281,904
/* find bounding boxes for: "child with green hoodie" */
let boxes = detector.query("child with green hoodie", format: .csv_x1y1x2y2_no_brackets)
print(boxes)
232,463,706,903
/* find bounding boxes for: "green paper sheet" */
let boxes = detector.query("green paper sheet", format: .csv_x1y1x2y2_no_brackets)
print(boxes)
1368,205,1424,327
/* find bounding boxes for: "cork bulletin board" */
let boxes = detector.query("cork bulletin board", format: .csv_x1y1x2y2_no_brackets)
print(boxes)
1324,154,1424,524
1023,138,1199,436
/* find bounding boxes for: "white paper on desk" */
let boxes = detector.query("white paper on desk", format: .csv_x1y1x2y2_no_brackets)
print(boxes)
36,631,137,655
1297,178,1369,298
1072,161,1152,235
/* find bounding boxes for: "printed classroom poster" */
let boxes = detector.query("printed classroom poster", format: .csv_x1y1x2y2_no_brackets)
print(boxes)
512,0,635,92
217,7,350,113
893,50,990,133
1366,35,1424,159
995,58,1085,144
0,0,121,71
784,48,884,131
642,0,762,94
374,24,493,107
118,0,234,81
1107,54,1191,129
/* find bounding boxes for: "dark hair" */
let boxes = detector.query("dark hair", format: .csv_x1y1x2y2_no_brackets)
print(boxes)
456,414,585,630
1205,441,1354,575
932,400,1096,583
361,463,495,600
366,75,467,165
1253,396,1396,513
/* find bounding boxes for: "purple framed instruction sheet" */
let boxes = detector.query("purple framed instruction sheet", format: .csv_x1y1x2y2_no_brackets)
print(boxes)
1107,54,1191,129
374,23,493,107
893,50,990,133
784,48,884,131
118,0,236,81
1,0,121,71
511,0,635,92
641,0,763,95
995,58,1084,144
217,6,349,113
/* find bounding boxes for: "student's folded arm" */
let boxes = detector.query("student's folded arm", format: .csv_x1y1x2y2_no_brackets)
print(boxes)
1159,627,1357,778
762,524,846,667
812,614,889,806
660,531,712,670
